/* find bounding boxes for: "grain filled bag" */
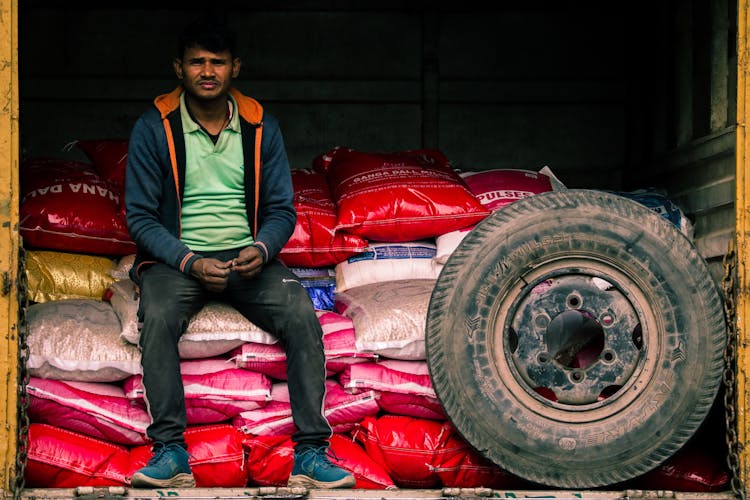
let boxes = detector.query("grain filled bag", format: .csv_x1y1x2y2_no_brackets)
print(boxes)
334,279,435,360
26,299,141,382
26,250,116,303
123,357,271,424
106,278,278,359
233,380,379,436
25,423,131,488
280,169,368,267
435,168,554,264
323,148,490,242
27,377,149,445
20,159,134,256
335,241,443,292
244,433,395,489
129,424,248,487
73,138,129,191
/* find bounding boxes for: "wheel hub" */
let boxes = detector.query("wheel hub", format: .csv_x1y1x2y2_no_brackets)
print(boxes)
508,274,642,405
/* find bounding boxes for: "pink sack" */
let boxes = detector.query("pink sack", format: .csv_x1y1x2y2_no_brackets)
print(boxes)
27,377,149,445
323,148,490,242
123,358,272,402
232,310,376,378
339,360,436,397
25,423,131,487
233,380,379,436
129,424,247,487
279,169,368,267
123,358,270,424
376,391,446,421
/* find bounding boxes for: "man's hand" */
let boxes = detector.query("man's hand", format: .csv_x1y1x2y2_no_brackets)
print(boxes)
190,257,231,292
231,245,265,279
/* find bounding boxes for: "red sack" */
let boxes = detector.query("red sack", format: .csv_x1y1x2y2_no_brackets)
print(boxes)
323,148,490,242
244,433,395,489
25,423,131,487
630,434,730,491
279,169,368,267
75,138,129,191
461,169,553,210
20,158,98,197
436,440,528,489
353,415,450,488
20,163,135,256
129,424,247,487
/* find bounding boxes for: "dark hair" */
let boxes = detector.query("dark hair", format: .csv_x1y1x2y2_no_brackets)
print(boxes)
177,13,237,59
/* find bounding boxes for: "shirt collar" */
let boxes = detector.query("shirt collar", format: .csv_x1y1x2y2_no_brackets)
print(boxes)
179,91,240,134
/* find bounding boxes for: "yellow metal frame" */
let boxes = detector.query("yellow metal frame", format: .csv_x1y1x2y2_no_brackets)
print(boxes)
0,0,20,493
739,0,750,492
0,0,746,496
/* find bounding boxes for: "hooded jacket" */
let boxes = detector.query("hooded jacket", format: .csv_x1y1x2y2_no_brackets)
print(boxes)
125,86,296,284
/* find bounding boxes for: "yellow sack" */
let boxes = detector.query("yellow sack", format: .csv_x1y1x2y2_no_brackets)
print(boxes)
26,250,115,303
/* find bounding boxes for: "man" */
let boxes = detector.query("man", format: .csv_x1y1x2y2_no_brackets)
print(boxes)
125,14,355,490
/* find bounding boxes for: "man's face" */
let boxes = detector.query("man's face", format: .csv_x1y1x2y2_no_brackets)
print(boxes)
173,45,241,102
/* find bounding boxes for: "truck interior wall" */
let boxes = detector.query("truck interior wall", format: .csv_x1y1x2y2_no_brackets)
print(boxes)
18,1,735,267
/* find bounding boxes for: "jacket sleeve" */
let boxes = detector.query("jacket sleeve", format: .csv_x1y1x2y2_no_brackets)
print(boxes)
125,110,201,276
254,115,296,260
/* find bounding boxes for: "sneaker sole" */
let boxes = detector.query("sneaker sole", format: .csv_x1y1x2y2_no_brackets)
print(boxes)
288,473,356,489
130,472,196,488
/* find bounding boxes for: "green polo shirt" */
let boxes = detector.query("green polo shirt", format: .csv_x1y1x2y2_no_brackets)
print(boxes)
179,92,254,251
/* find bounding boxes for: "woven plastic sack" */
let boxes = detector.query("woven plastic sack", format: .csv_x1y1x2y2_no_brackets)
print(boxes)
106,278,278,358
435,168,554,264
244,433,395,489
25,423,131,487
20,158,98,197
375,391,446,421
27,299,140,382
123,357,270,424
611,188,695,239
27,377,149,445
26,250,115,303
279,169,368,267
354,415,482,489
290,267,336,310
129,424,248,487
339,360,436,398
323,148,490,242
123,358,271,401
233,379,379,436
335,241,443,292
334,279,435,360
74,138,129,191
231,310,376,378
20,162,134,256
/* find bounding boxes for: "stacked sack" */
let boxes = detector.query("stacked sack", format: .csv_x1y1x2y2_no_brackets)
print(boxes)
19,140,727,491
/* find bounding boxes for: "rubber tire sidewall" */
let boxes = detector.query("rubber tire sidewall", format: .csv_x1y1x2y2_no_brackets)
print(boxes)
426,189,726,488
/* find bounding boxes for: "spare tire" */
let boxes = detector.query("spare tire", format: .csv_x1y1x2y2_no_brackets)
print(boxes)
426,189,726,488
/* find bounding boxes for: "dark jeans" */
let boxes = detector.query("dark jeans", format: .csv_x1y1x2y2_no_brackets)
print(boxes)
137,251,331,451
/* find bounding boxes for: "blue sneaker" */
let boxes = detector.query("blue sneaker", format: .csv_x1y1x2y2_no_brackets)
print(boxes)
130,442,195,488
287,446,356,489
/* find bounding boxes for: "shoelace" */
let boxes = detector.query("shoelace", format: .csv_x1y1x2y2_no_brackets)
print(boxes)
298,446,341,470
147,444,182,466
147,447,170,466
